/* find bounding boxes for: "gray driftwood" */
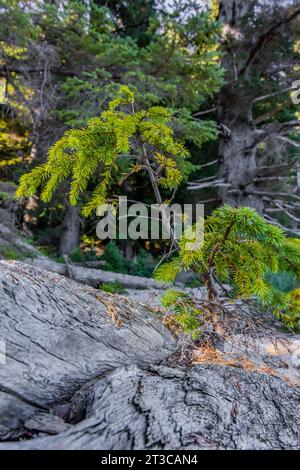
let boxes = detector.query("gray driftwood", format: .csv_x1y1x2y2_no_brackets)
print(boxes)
24,255,167,289
0,261,175,441
0,261,299,450
1,364,300,450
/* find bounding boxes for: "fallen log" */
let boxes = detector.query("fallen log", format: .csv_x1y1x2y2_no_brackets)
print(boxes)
24,255,167,289
0,216,169,289
0,261,299,450
0,261,176,441
1,363,300,450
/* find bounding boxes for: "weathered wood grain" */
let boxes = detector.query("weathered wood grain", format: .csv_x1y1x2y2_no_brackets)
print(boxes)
0,261,299,450
0,261,176,440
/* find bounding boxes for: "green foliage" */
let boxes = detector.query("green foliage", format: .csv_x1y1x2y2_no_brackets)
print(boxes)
38,246,65,264
0,117,30,182
265,272,298,294
100,241,156,277
129,250,156,277
0,191,12,201
0,245,22,260
68,247,86,263
161,289,201,339
99,281,126,295
16,87,194,215
1,0,223,140
53,2,223,126
279,289,300,332
2,0,223,256
0,244,36,260
100,241,129,274
156,205,300,333
185,273,204,288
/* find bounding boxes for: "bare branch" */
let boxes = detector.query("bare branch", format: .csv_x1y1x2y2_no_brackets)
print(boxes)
274,135,300,149
264,63,300,76
246,190,300,202
262,196,300,210
190,175,219,184
254,175,296,182
198,197,218,204
277,120,300,131
252,86,295,104
264,214,300,235
188,180,231,191
198,159,219,168
239,6,300,76
253,100,288,125
193,107,217,117
271,201,300,224
256,163,292,175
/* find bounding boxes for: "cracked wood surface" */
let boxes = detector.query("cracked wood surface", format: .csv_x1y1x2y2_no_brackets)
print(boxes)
1,364,300,450
0,261,176,440
0,261,299,449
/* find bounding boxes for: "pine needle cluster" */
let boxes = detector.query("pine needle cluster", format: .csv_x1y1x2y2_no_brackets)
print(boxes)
156,205,300,334
16,86,190,215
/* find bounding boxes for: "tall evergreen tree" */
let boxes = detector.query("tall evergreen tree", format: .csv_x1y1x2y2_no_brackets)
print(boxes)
189,0,300,235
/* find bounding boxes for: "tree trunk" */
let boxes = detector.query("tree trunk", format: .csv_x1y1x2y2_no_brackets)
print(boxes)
0,261,299,450
21,196,38,236
217,1,264,213
120,240,134,260
59,203,81,255
217,119,264,212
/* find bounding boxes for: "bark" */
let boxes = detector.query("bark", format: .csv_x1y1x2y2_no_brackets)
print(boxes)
217,39,263,209
219,1,256,28
59,203,81,256
0,261,300,450
1,364,300,450
217,2,262,211
218,119,264,212
120,240,134,260
21,196,38,237
216,1,300,215
0,182,18,229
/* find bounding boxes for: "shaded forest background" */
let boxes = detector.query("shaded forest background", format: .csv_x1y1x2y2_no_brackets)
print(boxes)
0,0,299,278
